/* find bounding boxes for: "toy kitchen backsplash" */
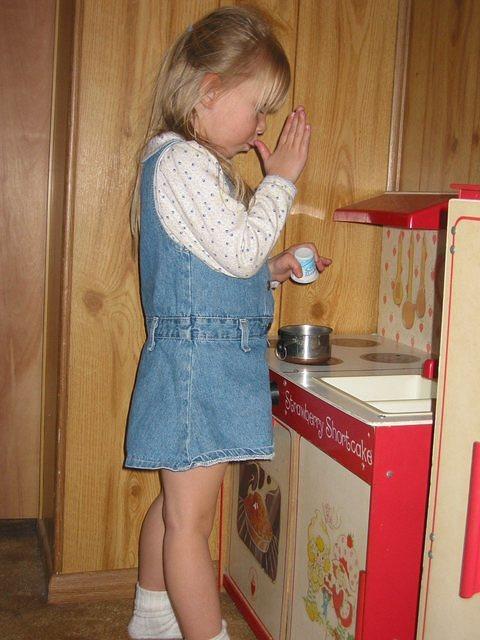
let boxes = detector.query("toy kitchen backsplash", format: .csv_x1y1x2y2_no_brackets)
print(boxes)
377,227,446,354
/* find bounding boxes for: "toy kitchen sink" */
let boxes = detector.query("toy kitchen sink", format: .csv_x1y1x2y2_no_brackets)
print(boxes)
316,373,436,417
223,334,435,640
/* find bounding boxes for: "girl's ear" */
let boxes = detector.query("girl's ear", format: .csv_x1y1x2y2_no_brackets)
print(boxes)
199,73,222,108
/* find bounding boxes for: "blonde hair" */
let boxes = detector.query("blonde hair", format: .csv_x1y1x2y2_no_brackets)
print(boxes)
130,5,291,239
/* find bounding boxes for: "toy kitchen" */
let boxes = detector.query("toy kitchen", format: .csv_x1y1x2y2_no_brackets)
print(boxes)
221,186,480,640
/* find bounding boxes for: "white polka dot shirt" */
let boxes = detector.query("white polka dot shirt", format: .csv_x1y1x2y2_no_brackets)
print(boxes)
143,133,296,278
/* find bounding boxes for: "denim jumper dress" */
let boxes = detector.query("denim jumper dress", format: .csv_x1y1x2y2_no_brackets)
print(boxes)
125,139,275,471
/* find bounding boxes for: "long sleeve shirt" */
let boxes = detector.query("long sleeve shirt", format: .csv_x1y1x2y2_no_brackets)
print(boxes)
143,132,296,278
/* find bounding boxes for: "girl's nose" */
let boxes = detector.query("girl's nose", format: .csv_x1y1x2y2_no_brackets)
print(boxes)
256,112,266,136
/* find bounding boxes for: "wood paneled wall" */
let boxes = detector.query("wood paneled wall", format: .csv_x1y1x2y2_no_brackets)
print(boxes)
399,0,480,190
42,0,480,578
2,0,478,594
280,0,399,333
55,0,398,576
0,0,55,518
60,0,221,574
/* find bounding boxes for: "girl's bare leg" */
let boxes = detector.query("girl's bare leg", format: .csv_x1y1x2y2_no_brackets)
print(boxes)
161,463,228,640
138,485,166,589
129,483,183,639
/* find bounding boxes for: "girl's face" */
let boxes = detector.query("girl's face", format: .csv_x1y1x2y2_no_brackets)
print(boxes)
195,76,268,159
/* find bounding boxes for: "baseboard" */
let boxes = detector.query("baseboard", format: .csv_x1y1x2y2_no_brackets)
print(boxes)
37,518,54,576
48,568,138,604
47,561,221,604
0,518,37,534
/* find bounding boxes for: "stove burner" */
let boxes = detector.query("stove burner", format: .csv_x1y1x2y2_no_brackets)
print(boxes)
331,338,380,348
307,357,343,367
361,352,421,364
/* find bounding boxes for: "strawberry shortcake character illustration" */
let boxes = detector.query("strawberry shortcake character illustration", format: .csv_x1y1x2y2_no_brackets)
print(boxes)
324,533,359,631
303,506,360,640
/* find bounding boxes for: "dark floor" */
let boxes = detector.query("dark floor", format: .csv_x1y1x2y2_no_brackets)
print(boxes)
0,520,255,640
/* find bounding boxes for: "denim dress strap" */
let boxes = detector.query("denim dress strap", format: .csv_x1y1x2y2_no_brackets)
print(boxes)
141,137,182,164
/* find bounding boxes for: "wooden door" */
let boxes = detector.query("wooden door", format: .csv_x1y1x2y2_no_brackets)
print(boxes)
0,0,55,518
225,421,298,640
289,438,370,640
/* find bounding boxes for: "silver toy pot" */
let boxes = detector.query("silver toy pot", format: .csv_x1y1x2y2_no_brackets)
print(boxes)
275,324,332,364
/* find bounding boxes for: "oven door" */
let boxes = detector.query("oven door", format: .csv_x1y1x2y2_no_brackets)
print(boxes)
224,420,298,640
288,437,370,639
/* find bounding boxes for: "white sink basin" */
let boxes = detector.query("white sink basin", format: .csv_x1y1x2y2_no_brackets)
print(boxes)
314,374,437,414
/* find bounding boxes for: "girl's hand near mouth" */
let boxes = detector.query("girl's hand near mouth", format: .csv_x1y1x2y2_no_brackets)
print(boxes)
254,107,311,183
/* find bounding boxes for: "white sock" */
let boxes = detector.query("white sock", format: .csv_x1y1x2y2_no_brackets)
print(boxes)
208,620,229,640
128,583,183,640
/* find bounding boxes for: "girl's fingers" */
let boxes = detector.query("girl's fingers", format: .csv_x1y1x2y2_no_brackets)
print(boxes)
291,110,309,151
300,123,311,151
253,139,271,163
316,256,332,272
278,111,294,146
278,108,308,151
285,110,301,147
296,111,308,141
265,107,310,181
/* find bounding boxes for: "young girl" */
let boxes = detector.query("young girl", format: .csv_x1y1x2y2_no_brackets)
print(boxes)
125,6,330,640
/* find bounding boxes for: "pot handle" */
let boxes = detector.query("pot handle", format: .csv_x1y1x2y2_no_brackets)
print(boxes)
276,342,288,360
